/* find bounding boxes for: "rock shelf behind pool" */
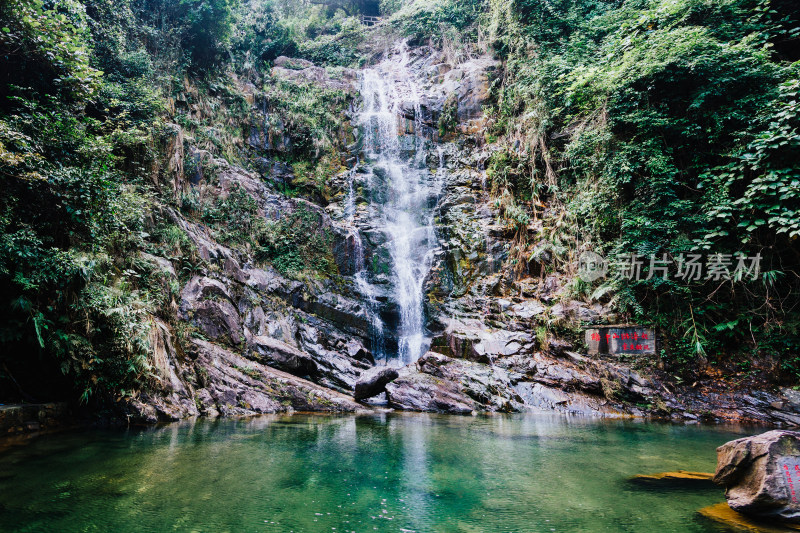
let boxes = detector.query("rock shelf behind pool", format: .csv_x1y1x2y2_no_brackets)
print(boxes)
714,430,800,523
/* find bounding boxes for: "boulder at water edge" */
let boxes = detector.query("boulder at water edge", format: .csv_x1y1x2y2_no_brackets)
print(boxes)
354,366,399,400
714,430,800,523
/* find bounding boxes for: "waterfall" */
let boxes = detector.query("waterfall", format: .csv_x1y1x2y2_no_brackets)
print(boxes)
352,43,441,365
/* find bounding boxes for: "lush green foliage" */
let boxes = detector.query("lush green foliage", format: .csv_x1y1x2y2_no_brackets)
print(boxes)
0,0,361,405
390,0,487,44
485,0,800,375
257,207,339,279
0,0,159,404
233,0,298,70
0,0,103,101
254,79,352,199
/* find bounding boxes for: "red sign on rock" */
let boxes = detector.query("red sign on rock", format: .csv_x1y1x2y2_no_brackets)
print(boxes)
585,326,656,355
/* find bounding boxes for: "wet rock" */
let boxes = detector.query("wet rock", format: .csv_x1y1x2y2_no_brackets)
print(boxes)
783,389,800,414
294,291,371,338
125,400,160,424
0,403,70,435
293,317,372,392
430,324,481,360
243,306,266,336
741,392,800,427
170,192,373,395
354,366,400,400
714,430,800,523
512,382,625,416
546,339,574,358
510,300,545,319
386,370,476,414
243,264,292,294
345,338,369,360
135,333,370,420
386,352,523,413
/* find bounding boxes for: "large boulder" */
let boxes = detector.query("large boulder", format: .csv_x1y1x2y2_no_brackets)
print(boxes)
354,366,399,400
385,352,523,414
714,430,800,523
385,370,476,414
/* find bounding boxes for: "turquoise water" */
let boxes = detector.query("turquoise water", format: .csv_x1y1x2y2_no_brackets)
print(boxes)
0,413,754,532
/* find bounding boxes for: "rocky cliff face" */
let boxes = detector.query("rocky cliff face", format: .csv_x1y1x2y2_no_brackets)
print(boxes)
127,43,800,427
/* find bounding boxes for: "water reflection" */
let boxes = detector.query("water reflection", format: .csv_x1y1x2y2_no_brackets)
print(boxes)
0,413,754,532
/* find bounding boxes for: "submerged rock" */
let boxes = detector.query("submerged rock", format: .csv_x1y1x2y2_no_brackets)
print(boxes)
354,366,399,400
714,430,800,523
630,470,714,484
699,502,800,533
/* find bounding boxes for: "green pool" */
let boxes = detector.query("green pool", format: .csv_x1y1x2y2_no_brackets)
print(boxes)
0,413,754,532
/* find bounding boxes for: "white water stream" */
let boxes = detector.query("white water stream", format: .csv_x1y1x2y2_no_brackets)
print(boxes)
352,43,442,365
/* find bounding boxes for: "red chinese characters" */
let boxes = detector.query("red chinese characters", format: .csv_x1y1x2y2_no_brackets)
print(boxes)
622,343,651,351
784,463,798,503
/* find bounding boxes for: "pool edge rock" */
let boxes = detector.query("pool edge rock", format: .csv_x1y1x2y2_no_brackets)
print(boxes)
714,430,800,523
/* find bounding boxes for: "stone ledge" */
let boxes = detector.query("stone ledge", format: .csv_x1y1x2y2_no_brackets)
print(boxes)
0,402,69,435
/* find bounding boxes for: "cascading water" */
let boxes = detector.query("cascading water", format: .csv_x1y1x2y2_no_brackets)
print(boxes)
351,43,442,365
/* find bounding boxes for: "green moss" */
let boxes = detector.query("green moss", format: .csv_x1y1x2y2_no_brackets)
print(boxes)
234,365,262,380
256,206,339,280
